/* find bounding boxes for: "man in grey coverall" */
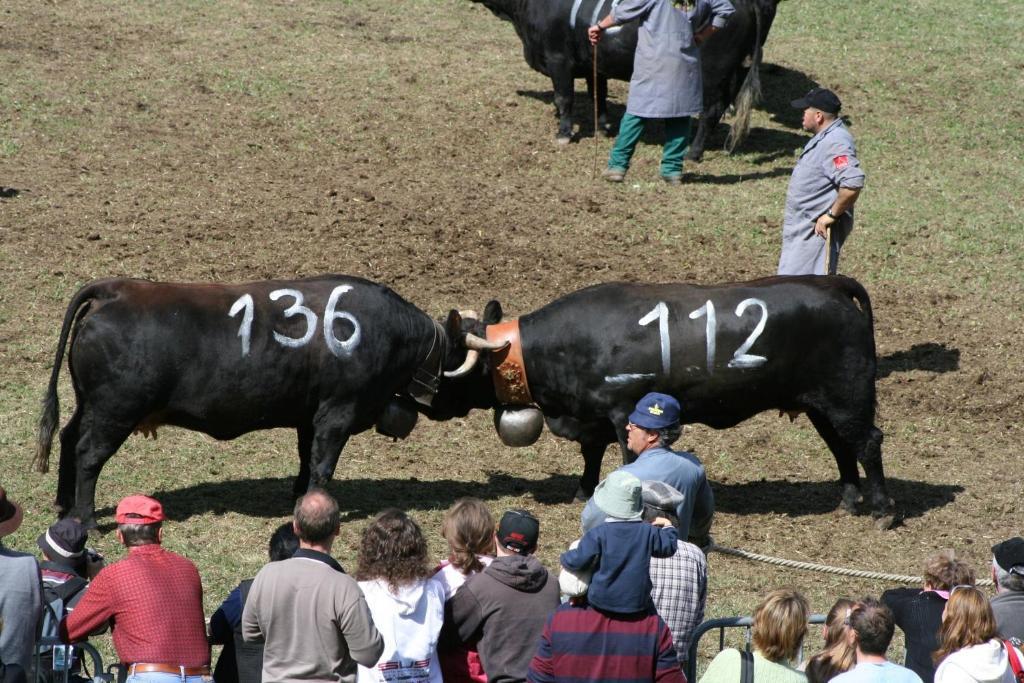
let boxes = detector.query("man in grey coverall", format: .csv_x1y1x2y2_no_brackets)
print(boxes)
589,0,734,185
778,87,865,275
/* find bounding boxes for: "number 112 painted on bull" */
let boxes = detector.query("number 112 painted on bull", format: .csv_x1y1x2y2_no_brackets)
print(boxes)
639,298,768,375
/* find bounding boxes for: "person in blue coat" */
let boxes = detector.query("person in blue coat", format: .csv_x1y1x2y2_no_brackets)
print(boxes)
580,392,714,546
589,0,735,184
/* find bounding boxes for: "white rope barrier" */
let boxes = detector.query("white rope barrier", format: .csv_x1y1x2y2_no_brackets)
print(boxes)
709,542,995,587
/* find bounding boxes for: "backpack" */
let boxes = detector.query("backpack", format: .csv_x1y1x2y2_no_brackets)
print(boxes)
37,571,88,679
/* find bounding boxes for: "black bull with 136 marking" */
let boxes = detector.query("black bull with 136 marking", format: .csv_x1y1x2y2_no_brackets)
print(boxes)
427,275,896,528
34,275,473,528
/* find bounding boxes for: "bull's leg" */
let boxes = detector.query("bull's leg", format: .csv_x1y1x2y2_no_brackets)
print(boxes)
56,406,84,516
293,423,313,499
807,410,862,514
551,65,575,144
68,412,134,528
858,426,895,528
597,76,610,136
307,404,355,490
577,438,609,500
686,117,709,162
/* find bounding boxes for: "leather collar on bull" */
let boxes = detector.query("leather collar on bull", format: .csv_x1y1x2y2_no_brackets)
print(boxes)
485,320,533,405
406,321,447,407
485,320,545,448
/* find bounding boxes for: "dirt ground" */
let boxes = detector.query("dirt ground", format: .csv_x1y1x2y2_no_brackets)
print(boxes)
1,0,1022,670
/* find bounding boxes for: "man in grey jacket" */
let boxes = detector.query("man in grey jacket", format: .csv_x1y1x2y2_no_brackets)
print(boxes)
589,0,734,184
990,537,1024,640
442,510,560,683
0,486,41,674
242,490,383,683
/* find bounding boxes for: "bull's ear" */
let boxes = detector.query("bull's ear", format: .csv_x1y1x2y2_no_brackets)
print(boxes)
444,309,463,338
483,300,503,324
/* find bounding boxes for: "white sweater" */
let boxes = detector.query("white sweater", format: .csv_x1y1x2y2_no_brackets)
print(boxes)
934,639,1016,683
357,578,446,683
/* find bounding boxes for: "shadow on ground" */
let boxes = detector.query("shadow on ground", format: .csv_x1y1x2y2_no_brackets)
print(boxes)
94,472,580,525
877,342,960,378
713,477,961,521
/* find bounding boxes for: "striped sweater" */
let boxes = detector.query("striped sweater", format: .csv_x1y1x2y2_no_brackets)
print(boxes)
527,602,684,683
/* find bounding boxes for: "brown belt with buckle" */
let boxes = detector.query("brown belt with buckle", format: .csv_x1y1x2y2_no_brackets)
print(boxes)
128,664,210,676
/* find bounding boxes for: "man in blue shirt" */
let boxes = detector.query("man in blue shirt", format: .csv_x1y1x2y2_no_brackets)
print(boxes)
832,599,923,683
580,393,713,546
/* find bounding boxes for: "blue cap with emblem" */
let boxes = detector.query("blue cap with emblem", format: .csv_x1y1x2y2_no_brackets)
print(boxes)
628,392,681,430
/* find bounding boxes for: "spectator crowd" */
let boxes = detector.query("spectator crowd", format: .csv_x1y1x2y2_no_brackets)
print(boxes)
2,394,1022,683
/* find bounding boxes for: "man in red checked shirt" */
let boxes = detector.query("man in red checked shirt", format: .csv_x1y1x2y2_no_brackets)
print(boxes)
60,495,210,683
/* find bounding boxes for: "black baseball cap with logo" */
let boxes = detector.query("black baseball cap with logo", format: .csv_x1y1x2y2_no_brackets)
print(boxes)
791,87,842,115
497,509,539,554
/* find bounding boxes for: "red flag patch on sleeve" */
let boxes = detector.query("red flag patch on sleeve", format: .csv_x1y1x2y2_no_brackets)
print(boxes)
833,155,849,169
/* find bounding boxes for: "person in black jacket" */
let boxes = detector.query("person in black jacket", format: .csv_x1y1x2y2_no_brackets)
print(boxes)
881,550,975,683
209,522,299,683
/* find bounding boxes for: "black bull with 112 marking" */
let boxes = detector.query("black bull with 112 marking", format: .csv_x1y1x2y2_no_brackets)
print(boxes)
426,275,896,528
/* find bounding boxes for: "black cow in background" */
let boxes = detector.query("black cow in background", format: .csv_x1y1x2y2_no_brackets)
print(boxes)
34,276,467,527
467,0,780,160
428,277,896,528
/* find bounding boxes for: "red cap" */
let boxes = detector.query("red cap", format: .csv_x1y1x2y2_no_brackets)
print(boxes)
115,495,164,524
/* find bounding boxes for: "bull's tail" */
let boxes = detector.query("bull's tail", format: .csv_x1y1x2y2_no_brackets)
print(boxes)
838,276,876,358
724,0,764,153
34,281,110,473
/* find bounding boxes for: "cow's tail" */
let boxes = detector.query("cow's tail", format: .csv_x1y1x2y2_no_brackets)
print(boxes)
840,276,876,358
34,281,108,473
724,0,764,153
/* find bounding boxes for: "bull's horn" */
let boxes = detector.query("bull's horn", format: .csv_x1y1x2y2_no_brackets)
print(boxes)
444,349,481,378
465,333,509,352
458,309,479,320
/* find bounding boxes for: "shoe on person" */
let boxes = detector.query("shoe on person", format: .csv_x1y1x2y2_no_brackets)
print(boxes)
661,174,683,186
602,167,626,183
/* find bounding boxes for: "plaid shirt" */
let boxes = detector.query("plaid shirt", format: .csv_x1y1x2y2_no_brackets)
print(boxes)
649,540,707,665
60,543,209,666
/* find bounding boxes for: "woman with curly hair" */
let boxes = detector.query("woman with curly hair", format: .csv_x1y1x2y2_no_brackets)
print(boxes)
805,598,857,683
883,549,976,683
356,509,445,683
433,497,495,683
933,586,1016,683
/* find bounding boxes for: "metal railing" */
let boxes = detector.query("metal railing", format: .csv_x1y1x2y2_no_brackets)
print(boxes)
684,614,827,683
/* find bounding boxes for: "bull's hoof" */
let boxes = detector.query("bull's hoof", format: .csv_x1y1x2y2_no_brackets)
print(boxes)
555,135,572,145
685,150,704,163
573,485,588,502
839,484,862,515
873,513,898,531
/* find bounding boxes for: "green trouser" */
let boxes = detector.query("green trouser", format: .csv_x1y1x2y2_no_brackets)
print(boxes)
607,113,693,178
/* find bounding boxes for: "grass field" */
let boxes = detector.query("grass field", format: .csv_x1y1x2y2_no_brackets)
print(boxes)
1,0,1022,673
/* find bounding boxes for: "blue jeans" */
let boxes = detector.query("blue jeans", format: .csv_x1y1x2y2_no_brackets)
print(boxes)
126,671,209,683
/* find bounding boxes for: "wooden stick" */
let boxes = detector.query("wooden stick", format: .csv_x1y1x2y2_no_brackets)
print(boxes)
824,226,832,275
592,43,600,179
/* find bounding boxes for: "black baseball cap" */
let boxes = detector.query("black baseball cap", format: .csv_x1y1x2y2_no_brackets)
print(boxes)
791,87,842,115
497,509,539,554
993,537,1024,575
